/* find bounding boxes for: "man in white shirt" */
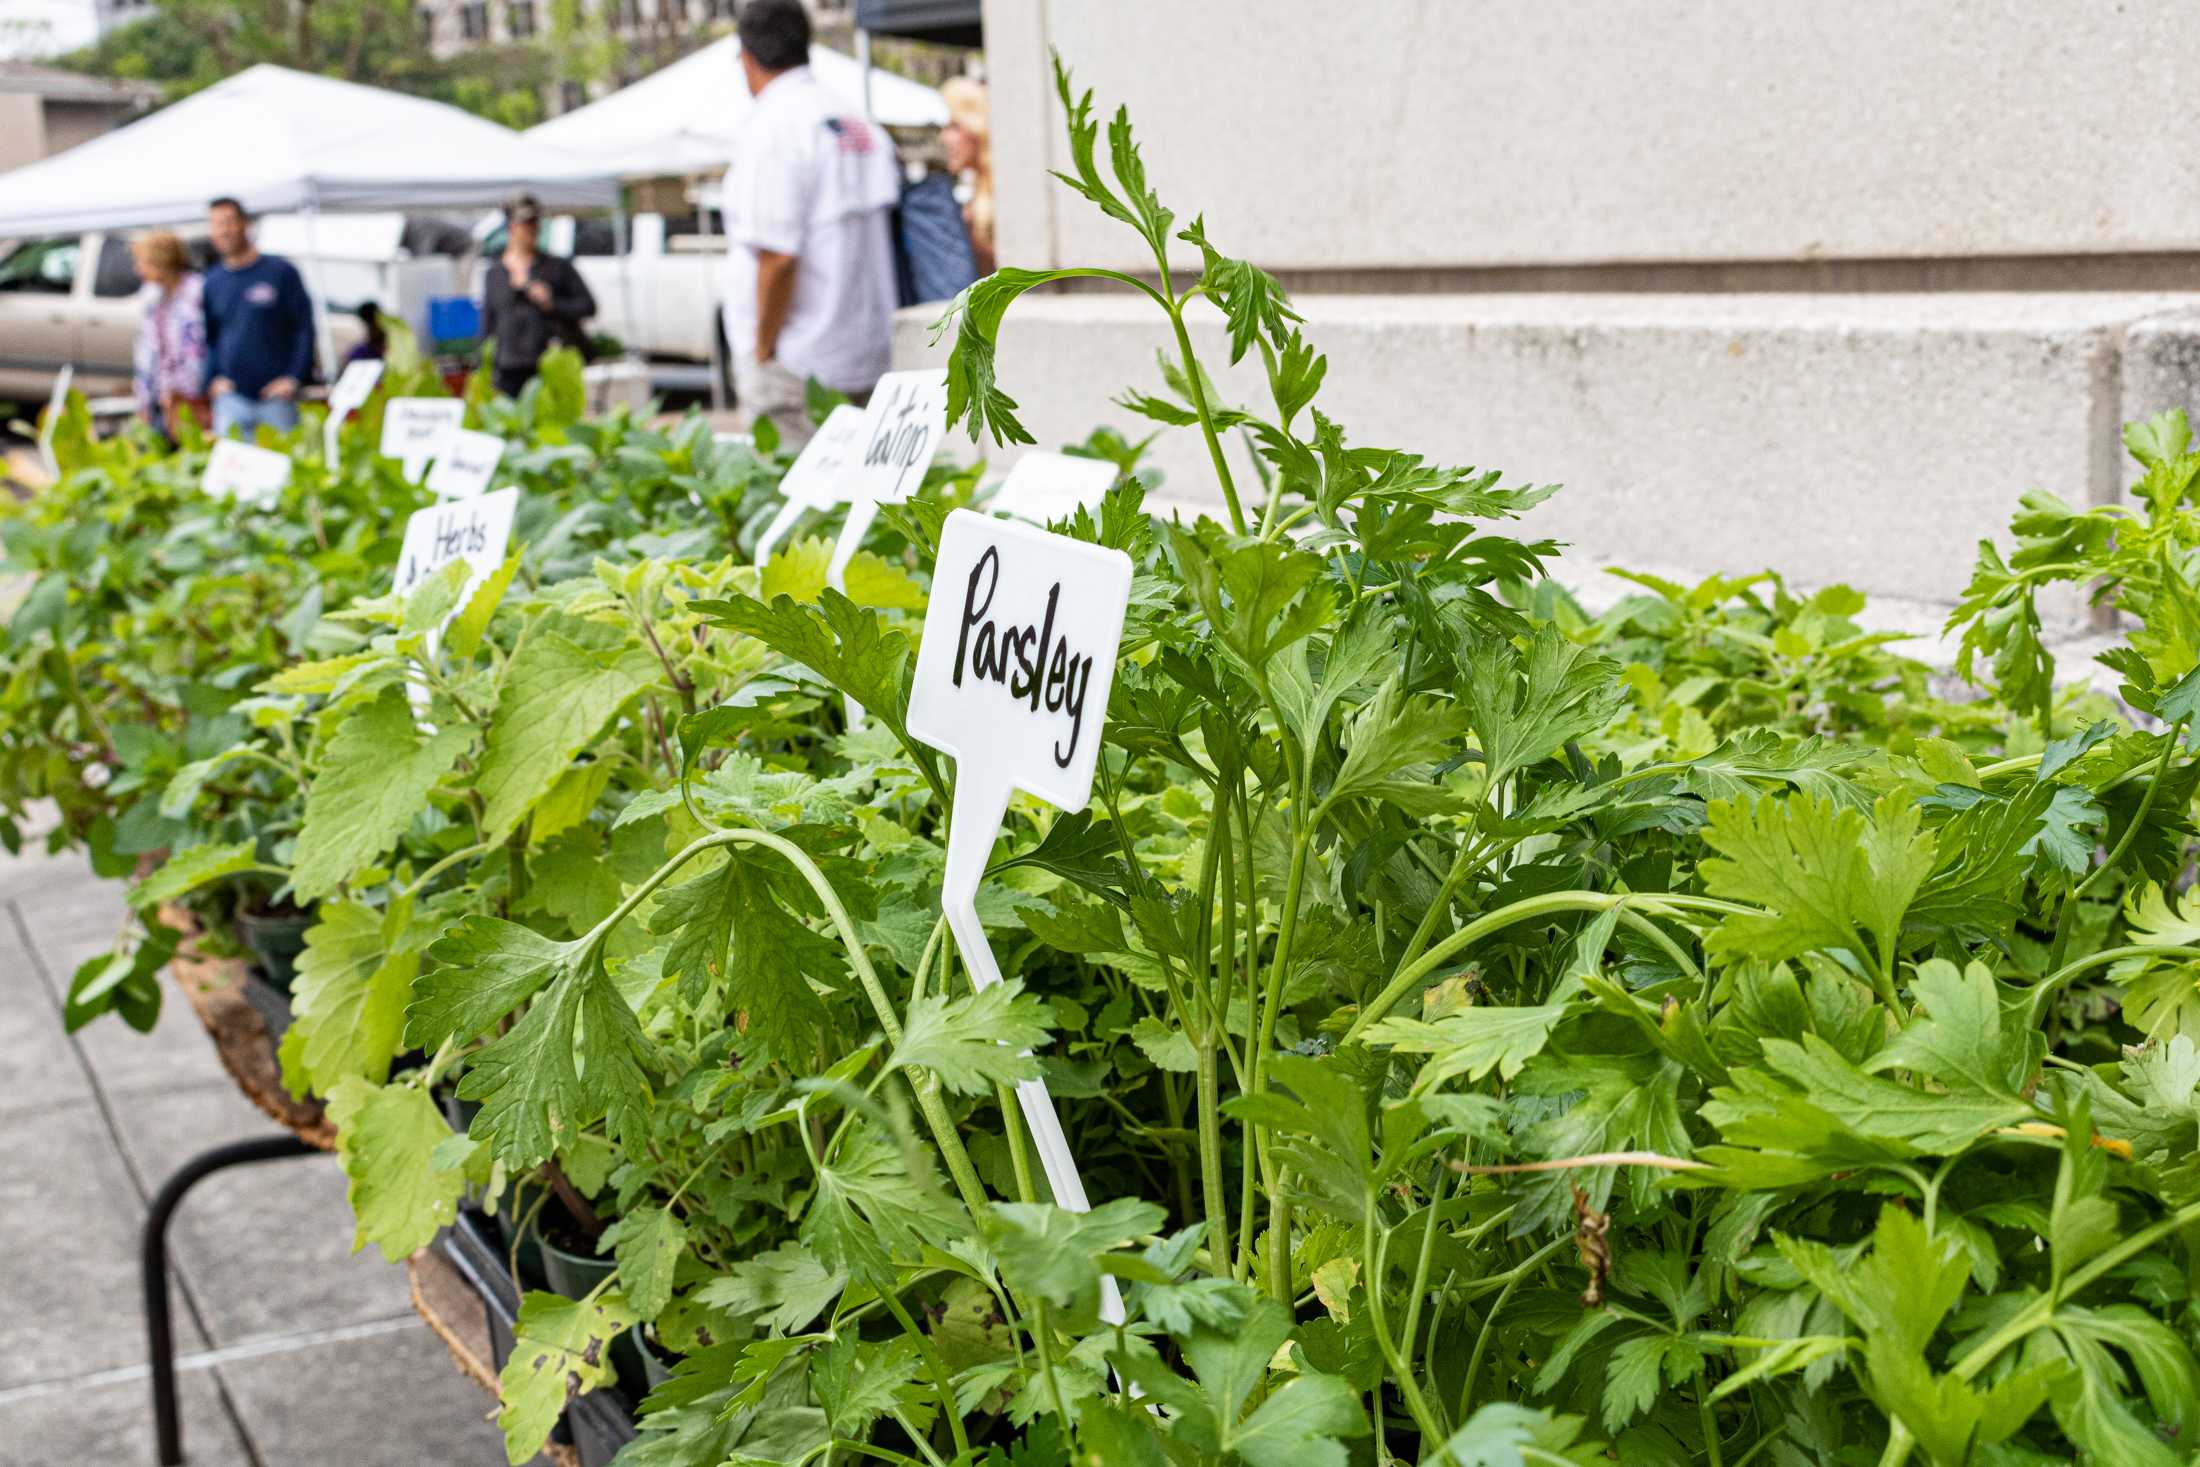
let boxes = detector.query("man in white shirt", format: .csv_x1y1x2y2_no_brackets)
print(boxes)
723,0,901,449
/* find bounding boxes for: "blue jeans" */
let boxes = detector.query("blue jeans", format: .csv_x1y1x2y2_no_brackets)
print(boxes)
212,392,299,440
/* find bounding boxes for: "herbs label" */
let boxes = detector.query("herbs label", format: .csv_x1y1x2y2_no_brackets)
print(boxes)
423,428,506,501
752,403,871,567
378,397,465,482
852,368,949,507
202,437,292,507
990,450,1119,525
322,359,383,470
907,509,1134,1323
393,485,518,611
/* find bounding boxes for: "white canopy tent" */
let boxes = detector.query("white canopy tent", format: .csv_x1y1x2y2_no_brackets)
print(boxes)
525,39,950,179
0,64,621,239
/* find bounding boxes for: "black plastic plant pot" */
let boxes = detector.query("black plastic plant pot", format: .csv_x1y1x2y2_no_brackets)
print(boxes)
540,1232,618,1300
444,1208,634,1459
617,1322,678,1397
235,907,316,993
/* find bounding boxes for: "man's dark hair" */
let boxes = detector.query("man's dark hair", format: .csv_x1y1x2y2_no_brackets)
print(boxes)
737,0,810,73
208,196,249,221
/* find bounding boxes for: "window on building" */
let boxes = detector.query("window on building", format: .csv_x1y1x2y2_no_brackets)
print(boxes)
507,0,535,35
610,0,640,29
705,0,734,17
559,79,587,112
460,1,488,39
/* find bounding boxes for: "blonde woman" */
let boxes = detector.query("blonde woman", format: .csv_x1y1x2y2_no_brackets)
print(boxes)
941,77,995,274
130,230,207,439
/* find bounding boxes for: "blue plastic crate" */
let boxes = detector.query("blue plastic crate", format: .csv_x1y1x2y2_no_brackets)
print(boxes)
427,295,482,345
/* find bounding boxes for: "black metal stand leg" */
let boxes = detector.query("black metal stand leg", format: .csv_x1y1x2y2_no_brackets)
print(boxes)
144,1135,318,1466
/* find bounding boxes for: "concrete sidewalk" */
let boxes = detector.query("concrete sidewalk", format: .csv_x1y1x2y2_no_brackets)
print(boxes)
0,832,522,1466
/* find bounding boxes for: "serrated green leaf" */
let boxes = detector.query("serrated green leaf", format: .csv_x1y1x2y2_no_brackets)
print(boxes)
128,840,256,911
291,687,468,901
496,1289,639,1464
476,615,657,843
326,1077,463,1260
889,978,1052,1094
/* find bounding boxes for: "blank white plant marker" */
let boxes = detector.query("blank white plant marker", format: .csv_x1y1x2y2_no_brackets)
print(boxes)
907,508,1135,1325
990,450,1119,526
38,365,72,480
322,359,383,471
752,403,872,569
202,438,293,508
379,397,465,483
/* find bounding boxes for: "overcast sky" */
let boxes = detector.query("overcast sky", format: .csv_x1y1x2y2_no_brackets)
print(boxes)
0,0,100,60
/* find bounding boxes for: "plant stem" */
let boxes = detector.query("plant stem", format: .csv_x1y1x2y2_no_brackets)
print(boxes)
2048,717,2185,971
1166,302,1247,534
878,1287,972,1462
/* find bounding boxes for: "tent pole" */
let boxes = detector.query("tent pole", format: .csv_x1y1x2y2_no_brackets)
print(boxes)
301,190,338,385
856,28,874,119
614,193,637,383
700,183,725,413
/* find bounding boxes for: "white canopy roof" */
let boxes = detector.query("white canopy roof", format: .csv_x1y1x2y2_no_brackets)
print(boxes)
0,64,620,238
525,40,950,179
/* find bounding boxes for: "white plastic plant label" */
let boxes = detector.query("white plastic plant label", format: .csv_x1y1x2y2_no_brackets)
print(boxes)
852,368,950,507
907,508,1134,1323
423,428,505,501
37,364,71,479
752,403,872,568
202,438,293,507
328,359,383,419
392,485,519,609
379,397,465,482
990,450,1119,525
322,359,383,470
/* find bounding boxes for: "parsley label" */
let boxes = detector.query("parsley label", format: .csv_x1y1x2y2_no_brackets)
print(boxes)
990,450,1118,525
378,397,465,482
910,510,1132,800
424,428,506,501
202,437,292,507
908,510,1134,1327
852,369,949,506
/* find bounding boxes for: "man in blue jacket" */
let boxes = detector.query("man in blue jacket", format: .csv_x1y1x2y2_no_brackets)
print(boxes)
203,196,315,439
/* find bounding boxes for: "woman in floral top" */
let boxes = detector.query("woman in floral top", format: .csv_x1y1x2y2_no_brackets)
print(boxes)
131,231,208,439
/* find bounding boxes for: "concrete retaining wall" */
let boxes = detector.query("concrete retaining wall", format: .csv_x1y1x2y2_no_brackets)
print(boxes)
899,291,2200,622
987,0,2200,275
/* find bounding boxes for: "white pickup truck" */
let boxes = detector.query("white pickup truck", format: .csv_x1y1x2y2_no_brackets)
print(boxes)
474,211,727,374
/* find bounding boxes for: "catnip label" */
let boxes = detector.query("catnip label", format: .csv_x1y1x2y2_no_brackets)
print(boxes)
423,428,506,501
379,398,465,482
990,450,1119,526
852,369,949,506
202,438,293,507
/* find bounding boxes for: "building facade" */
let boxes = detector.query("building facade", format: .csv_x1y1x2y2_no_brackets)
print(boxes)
895,0,2200,641
0,59,155,170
